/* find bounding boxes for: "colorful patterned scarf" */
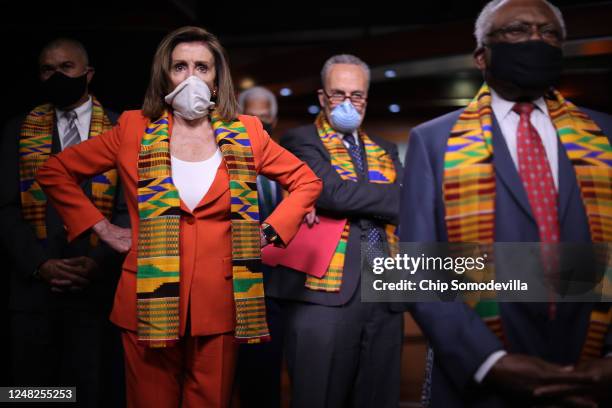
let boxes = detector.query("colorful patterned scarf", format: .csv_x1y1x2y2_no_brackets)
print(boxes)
444,83,612,360
19,97,117,244
306,113,398,292
136,111,269,347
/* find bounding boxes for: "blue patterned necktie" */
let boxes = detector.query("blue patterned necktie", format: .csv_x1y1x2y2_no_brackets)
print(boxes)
344,133,364,174
343,133,387,265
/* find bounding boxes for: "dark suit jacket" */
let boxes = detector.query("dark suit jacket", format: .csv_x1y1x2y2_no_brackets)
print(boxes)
0,107,128,312
400,106,612,407
265,123,403,306
257,175,283,224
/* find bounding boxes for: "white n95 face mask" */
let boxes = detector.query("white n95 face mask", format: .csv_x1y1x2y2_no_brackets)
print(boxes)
164,76,215,120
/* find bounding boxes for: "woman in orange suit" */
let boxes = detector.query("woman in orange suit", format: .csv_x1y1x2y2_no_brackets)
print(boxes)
37,26,321,408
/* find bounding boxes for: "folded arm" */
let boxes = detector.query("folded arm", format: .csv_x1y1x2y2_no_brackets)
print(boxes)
281,128,400,222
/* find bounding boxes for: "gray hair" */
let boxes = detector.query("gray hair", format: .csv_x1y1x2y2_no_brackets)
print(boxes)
474,0,567,48
238,86,278,120
321,54,370,88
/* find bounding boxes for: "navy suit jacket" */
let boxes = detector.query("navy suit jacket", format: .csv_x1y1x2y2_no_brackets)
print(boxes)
400,105,612,407
265,123,402,306
0,108,128,312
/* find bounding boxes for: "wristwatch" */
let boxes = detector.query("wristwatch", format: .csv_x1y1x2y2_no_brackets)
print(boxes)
261,223,281,245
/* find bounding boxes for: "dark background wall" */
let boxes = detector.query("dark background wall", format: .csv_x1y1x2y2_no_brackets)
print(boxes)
2,1,611,124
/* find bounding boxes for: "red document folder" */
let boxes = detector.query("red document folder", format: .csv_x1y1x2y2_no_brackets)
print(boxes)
261,216,347,278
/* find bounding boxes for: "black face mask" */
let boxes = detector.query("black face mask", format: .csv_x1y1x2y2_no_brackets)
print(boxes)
262,121,274,136
487,40,563,92
41,71,88,108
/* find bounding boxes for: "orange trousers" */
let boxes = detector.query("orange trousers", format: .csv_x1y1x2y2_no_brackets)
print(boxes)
121,330,237,408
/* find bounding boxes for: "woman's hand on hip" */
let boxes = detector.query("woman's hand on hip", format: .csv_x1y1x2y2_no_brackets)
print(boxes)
93,219,132,253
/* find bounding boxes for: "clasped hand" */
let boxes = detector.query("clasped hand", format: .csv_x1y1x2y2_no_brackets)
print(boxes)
485,354,612,407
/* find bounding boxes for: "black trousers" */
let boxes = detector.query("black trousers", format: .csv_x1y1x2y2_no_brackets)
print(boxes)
236,296,284,408
10,308,124,408
282,286,404,408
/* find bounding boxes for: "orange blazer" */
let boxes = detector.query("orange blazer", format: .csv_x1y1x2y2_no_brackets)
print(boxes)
37,111,322,337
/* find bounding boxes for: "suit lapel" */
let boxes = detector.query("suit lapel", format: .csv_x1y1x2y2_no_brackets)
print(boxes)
199,161,229,208
256,176,272,220
274,180,284,206
491,115,535,222
51,117,61,154
557,137,578,224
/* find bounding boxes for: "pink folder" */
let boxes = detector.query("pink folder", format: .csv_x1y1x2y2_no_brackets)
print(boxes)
262,216,347,278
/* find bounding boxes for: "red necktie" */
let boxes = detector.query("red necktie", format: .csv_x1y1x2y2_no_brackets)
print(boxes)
513,102,560,319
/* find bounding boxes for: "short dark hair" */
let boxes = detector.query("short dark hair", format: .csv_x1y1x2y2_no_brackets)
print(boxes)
39,38,90,66
142,26,238,121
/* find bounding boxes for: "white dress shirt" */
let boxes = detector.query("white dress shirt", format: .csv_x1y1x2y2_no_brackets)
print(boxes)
339,131,359,148
55,96,93,151
171,148,222,212
474,91,561,384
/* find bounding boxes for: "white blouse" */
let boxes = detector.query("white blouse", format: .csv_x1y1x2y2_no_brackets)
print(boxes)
171,148,222,211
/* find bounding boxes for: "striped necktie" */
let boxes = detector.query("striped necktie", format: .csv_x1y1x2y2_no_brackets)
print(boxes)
62,110,81,149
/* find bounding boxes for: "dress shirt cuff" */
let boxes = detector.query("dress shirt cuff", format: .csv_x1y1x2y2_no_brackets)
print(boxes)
474,350,507,384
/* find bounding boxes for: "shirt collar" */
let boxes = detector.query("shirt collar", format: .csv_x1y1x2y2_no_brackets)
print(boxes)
56,95,93,121
338,130,359,144
490,88,549,120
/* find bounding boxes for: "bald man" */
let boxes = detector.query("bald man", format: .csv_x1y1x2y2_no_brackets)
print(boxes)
0,38,127,408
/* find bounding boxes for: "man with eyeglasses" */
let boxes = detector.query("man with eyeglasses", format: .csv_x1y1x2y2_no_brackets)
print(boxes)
400,0,612,406
267,54,403,407
0,38,127,407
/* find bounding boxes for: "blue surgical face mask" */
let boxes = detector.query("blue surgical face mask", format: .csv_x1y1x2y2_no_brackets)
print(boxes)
329,100,362,133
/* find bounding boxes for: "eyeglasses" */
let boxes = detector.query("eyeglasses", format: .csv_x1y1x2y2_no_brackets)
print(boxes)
320,89,367,106
487,22,563,45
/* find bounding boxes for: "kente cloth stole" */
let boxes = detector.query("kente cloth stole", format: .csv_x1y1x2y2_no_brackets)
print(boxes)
443,83,612,360
306,113,398,292
137,111,269,347
19,96,118,245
